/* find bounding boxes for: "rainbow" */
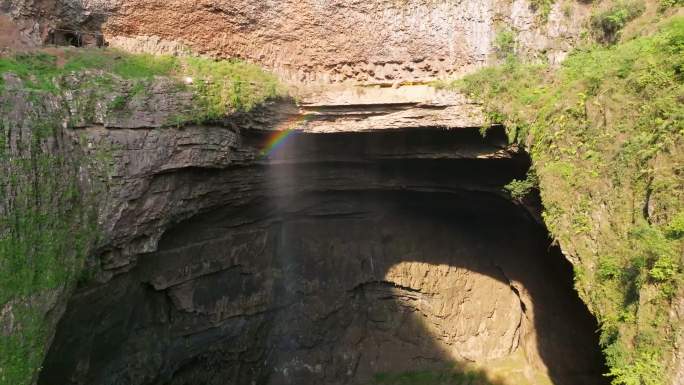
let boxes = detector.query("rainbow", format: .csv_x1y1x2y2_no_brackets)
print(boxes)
260,114,310,157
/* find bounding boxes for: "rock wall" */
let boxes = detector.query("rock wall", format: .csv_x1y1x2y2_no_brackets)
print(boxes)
39,124,607,385
0,2,613,384
0,0,109,49
2,0,591,83
101,0,590,83
0,68,608,385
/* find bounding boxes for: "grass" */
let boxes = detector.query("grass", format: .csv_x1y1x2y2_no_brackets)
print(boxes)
493,29,517,61
0,48,284,123
0,53,63,93
439,14,684,385
180,56,283,122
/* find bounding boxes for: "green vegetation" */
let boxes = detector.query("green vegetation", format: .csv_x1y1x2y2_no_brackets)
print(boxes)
530,0,556,21
177,56,283,123
0,48,284,123
493,29,518,60
439,14,684,385
0,53,62,93
504,170,538,200
591,0,646,43
0,102,99,385
660,0,684,10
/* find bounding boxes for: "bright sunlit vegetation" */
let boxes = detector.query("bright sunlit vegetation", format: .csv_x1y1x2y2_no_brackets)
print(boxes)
439,14,684,385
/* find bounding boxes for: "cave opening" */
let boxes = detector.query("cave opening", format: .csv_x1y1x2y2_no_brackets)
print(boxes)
39,126,607,385
48,29,106,48
48,30,82,47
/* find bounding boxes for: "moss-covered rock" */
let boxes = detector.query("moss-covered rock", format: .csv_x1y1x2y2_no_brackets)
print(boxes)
0,48,283,385
450,14,684,385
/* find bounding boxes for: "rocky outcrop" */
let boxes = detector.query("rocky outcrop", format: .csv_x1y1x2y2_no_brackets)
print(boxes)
40,122,607,385
2,0,590,82
0,0,108,48
0,2,614,383
101,0,590,83
0,67,609,385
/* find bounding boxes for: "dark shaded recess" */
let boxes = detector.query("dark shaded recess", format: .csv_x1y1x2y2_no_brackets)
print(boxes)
242,125,511,163
39,127,607,385
40,0,110,47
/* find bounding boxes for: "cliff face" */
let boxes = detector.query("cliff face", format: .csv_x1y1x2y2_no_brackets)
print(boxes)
3,2,677,385
1,65,607,385
0,0,108,49
3,0,590,82
39,104,606,385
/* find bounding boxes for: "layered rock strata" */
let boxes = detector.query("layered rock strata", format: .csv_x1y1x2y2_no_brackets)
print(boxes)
39,123,606,385
2,0,591,82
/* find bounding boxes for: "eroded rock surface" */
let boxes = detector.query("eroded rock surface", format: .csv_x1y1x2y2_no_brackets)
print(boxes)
101,0,590,83
3,0,590,83
38,122,606,385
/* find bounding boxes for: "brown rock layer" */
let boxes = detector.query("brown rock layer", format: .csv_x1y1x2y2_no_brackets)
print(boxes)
101,0,589,83
2,0,590,83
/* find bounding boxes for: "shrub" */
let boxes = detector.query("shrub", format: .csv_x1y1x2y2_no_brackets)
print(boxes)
665,212,684,239
445,16,684,385
494,28,517,60
659,0,684,11
607,351,665,385
650,256,679,282
529,0,556,21
597,255,623,280
504,170,538,200
591,0,646,44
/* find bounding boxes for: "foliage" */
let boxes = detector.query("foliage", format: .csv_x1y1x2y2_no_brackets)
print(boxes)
494,29,518,60
449,15,684,385
606,351,665,385
109,94,127,110
660,0,684,10
504,169,538,199
179,56,283,123
529,0,556,21
0,307,47,385
0,48,284,123
0,97,100,385
591,0,646,43
0,53,62,93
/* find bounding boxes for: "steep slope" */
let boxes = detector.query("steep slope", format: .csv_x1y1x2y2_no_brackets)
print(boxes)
449,9,684,385
3,0,591,82
0,49,282,385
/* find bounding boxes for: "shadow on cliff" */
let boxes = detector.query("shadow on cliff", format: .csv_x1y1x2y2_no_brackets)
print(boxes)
255,187,608,385
39,128,608,385
36,0,110,47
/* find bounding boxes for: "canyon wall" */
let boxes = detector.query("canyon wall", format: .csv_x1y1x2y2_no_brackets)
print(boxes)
0,69,607,385
2,0,590,82
0,1,649,384
39,113,607,385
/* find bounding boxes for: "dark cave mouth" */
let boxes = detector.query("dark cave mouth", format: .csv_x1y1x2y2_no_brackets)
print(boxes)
40,127,607,385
